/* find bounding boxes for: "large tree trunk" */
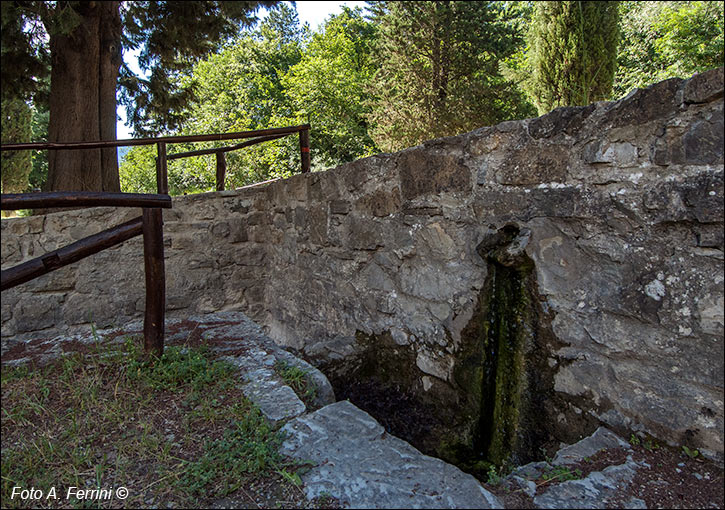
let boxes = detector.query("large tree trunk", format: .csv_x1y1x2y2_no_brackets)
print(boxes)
45,1,122,193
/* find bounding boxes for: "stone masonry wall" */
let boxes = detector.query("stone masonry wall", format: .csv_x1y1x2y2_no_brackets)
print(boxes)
2,69,723,460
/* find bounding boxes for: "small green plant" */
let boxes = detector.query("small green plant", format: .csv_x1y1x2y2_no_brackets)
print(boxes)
486,465,503,485
643,438,659,451
179,405,285,496
542,465,583,482
682,445,700,459
126,344,235,392
278,468,303,487
275,360,317,407
629,434,641,446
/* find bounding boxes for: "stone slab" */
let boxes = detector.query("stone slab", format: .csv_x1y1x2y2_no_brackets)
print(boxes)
534,457,644,509
552,427,631,466
279,400,502,509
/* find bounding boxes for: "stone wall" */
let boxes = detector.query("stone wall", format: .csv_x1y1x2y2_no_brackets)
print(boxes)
2,68,723,462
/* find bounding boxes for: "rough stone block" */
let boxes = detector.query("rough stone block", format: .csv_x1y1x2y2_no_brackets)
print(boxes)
583,140,638,166
418,221,457,260
355,188,401,217
552,427,631,466
280,401,503,509
606,78,683,128
307,205,328,245
416,351,453,381
528,104,596,139
329,200,350,215
496,144,569,185
345,217,384,251
398,148,471,199
684,67,724,104
684,111,724,164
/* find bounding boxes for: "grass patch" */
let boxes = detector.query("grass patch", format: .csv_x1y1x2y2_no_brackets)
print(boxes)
274,360,317,410
1,337,327,508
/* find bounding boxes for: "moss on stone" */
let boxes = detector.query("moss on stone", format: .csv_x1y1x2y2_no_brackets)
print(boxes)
445,226,538,471
482,261,533,466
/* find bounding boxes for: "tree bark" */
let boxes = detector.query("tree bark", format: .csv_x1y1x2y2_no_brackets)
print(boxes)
45,1,122,193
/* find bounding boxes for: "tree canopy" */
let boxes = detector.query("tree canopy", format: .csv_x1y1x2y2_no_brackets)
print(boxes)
526,1,620,115
3,1,723,198
367,1,535,152
1,0,276,193
614,1,724,97
121,4,380,193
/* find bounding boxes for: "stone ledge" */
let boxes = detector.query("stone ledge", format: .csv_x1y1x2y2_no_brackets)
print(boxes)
280,400,503,509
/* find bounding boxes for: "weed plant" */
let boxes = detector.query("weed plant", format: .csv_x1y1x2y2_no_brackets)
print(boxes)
274,360,317,409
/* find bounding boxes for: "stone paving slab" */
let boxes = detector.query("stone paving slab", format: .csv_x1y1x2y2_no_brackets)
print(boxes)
280,400,503,509
533,456,646,509
504,428,649,509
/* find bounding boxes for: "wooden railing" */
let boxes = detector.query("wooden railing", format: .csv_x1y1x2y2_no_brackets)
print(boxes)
0,124,311,192
0,124,311,356
166,126,311,191
1,191,170,357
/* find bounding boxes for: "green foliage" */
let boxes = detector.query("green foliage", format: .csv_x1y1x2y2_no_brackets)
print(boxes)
283,6,379,167
119,145,159,193
275,360,317,407
28,102,49,191
486,464,504,485
614,1,724,98
655,2,724,74
0,2,50,104
125,344,236,392
164,4,305,191
542,465,583,482
120,4,381,194
527,1,620,115
1,98,32,196
119,1,280,136
682,445,700,459
180,406,284,496
3,1,277,139
368,1,535,152
1,336,305,508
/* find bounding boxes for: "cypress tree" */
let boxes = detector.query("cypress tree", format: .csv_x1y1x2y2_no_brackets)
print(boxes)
528,1,620,115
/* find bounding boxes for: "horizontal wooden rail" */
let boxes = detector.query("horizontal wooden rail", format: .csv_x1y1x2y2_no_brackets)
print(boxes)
1,191,171,211
167,133,289,160
1,217,144,291
0,124,311,152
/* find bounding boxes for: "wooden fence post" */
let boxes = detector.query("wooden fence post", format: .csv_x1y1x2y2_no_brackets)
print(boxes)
215,151,226,191
142,207,165,357
299,128,310,173
156,142,168,194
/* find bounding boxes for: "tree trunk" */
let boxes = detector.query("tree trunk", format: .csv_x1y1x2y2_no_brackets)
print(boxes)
45,1,122,193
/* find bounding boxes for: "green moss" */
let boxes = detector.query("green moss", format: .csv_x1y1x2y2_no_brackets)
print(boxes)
482,262,532,465
445,237,536,472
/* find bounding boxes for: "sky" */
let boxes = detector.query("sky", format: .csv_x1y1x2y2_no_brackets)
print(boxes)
116,1,367,140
